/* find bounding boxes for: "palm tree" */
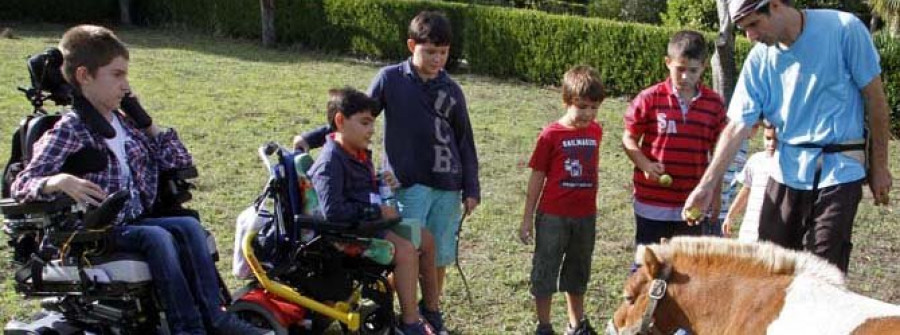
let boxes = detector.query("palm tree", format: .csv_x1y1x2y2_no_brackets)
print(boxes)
869,0,900,36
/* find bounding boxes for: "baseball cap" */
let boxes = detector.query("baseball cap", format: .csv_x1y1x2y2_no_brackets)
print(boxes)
729,0,772,22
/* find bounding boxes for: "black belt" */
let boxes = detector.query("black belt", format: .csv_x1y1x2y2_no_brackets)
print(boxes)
790,142,866,191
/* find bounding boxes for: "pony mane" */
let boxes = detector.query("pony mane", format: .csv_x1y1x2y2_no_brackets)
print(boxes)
635,237,845,287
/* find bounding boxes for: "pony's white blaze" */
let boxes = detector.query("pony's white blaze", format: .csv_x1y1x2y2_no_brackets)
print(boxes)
768,274,900,334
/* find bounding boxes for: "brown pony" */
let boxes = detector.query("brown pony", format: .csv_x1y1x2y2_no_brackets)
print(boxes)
607,237,900,335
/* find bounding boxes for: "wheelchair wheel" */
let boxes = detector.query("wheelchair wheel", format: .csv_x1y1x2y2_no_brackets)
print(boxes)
228,300,289,335
354,298,394,335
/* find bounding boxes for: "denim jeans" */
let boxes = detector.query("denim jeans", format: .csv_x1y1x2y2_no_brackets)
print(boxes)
112,216,223,334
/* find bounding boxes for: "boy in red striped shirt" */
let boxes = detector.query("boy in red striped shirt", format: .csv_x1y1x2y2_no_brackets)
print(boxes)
622,30,727,246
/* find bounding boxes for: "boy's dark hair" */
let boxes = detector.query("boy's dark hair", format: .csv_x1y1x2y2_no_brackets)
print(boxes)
327,87,381,130
667,30,708,61
408,11,452,46
562,65,605,105
59,25,129,90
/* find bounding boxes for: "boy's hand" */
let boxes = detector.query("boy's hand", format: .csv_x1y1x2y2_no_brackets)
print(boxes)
519,218,533,245
463,197,479,216
642,162,665,181
722,218,733,237
45,174,107,206
380,205,400,220
293,135,310,152
382,171,400,189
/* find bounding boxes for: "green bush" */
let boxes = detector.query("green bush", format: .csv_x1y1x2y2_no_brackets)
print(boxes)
874,33,900,137
5,0,897,134
463,7,676,94
662,0,718,31
132,0,257,36
0,0,117,23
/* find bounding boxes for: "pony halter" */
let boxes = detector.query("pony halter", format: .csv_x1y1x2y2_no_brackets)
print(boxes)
612,264,673,335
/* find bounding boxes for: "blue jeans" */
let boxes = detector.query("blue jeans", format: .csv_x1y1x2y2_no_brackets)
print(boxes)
112,216,223,334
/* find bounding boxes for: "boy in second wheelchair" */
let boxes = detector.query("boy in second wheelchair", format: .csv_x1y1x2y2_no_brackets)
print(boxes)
308,87,446,335
10,25,269,335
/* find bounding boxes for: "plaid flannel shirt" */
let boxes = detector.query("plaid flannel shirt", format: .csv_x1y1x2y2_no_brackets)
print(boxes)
11,99,193,224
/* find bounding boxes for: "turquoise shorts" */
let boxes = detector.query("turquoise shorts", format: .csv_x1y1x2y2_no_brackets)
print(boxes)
395,184,462,267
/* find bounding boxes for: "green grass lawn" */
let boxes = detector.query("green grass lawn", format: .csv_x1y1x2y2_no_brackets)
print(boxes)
1,24,898,333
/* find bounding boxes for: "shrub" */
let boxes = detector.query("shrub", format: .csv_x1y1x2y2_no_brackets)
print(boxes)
0,0,117,23
5,0,897,134
874,33,900,137
662,0,718,31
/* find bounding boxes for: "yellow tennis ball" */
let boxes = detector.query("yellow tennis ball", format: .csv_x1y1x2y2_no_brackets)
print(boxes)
659,174,673,187
684,207,703,221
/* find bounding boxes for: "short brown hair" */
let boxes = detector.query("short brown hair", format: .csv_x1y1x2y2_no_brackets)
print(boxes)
58,25,129,89
667,30,707,61
327,87,381,130
562,65,605,105
408,11,452,46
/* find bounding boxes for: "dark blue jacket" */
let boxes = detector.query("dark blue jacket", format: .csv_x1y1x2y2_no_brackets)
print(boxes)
302,59,480,201
308,136,380,222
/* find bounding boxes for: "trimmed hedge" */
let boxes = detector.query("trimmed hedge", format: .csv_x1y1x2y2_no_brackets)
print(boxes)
4,0,898,133
874,33,900,137
0,0,117,23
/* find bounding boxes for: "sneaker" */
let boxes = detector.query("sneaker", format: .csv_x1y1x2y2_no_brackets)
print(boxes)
418,301,449,335
535,323,556,335
565,318,597,335
397,320,435,335
211,313,275,335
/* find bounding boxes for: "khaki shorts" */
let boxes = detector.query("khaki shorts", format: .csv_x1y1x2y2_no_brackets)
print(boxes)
530,212,596,297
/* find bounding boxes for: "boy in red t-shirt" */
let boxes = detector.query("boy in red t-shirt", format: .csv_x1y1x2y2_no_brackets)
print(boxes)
520,65,605,335
622,30,727,246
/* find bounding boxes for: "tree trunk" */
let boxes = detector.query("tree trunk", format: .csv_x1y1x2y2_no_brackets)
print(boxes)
260,0,276,47
890,14,900,38
870,13,881,33
119,0,132,25
711,0,737,104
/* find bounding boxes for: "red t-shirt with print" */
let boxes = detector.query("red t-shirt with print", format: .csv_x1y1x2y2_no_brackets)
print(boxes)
528,121,603,217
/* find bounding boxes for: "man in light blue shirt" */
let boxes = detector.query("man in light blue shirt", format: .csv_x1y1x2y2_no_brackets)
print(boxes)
684,0,893,273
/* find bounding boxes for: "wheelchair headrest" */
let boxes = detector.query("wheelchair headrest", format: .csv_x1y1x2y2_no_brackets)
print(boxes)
26,47,72,107
83,190,130,229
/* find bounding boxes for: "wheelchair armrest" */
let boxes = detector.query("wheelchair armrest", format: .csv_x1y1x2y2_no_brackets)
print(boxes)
0,197,75,217
294,215,400,236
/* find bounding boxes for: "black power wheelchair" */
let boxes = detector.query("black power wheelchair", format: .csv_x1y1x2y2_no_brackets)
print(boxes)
228,143,399,335
1,48,227,335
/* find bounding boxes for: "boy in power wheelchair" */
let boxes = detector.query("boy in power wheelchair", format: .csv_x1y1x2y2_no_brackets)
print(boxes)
230,88,445,335
3,25,268,335
308,88,444,335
